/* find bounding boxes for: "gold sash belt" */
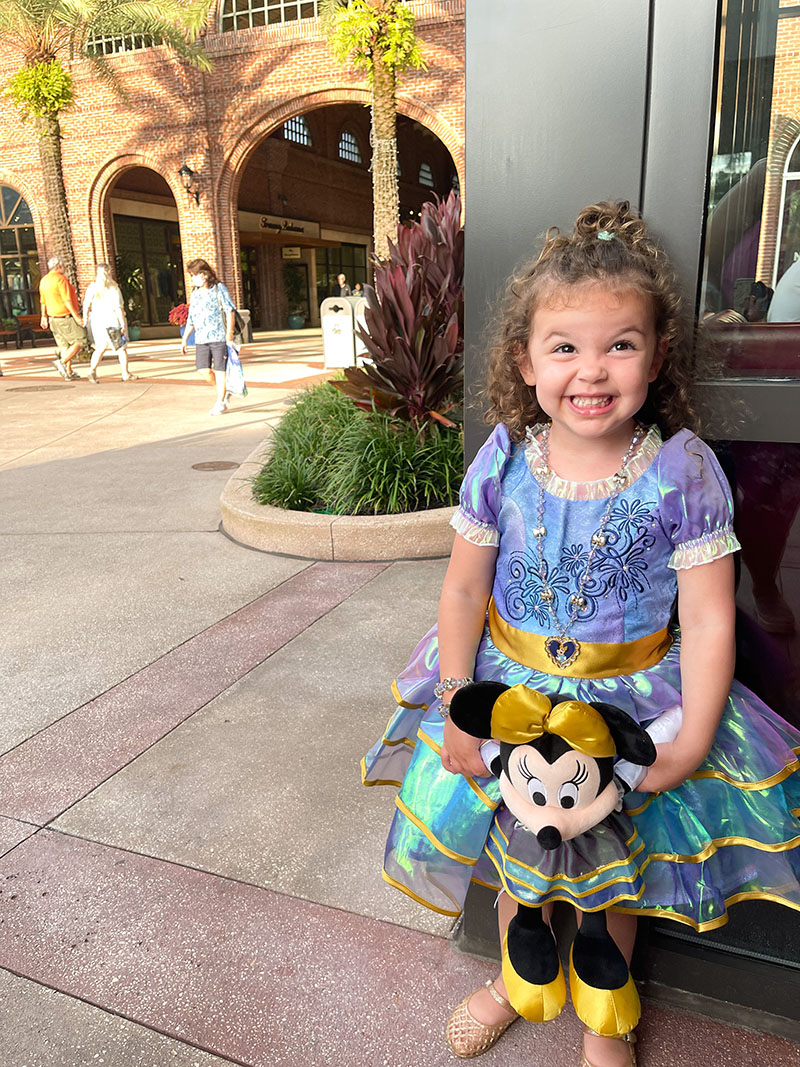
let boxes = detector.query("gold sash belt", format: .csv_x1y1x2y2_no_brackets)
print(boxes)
488,599,672,679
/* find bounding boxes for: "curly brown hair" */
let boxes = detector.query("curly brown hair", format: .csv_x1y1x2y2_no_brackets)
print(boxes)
484,201,711,443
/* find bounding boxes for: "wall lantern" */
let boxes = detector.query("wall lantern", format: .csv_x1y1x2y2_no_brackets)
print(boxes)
178,162,200,205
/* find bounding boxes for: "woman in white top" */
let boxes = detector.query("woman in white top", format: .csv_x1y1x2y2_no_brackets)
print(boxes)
83,263,138,383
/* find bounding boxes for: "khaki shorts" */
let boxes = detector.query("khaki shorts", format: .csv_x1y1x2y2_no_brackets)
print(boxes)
49,316,87,350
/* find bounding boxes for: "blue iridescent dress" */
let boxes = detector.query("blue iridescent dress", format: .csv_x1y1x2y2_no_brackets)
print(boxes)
362,424,800,930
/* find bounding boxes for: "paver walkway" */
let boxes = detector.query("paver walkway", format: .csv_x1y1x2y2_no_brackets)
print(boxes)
1,334,798,1065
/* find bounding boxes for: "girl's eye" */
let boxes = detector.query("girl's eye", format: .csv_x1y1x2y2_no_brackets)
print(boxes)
611,340,636,351
553,344,576,355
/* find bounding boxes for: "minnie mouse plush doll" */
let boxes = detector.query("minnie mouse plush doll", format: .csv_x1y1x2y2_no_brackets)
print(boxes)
449,681,665,1038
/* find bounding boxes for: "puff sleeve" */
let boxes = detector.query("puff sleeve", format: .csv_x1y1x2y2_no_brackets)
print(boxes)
449,423,512,547
658,429,741,570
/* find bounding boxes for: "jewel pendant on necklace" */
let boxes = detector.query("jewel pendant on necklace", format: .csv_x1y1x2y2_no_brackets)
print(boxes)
545,636,581,669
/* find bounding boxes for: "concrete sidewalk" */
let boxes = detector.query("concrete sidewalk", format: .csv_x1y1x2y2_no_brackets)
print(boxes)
1,335,798,1066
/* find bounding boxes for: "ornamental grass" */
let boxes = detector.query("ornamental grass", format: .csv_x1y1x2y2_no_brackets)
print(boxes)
252,381,462,516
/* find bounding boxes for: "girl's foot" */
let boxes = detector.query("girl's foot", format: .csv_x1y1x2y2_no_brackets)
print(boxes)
445,978,519,1058
121,373,138,381
88,371,98,384
582,1029,636,1067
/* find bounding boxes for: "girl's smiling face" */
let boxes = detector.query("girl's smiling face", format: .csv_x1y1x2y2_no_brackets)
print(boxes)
519,284,666,450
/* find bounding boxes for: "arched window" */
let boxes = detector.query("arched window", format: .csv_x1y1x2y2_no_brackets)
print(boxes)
419,161,435,188
338,129,362,164
220,0,318,32
775,132,800,286
0,185,40,318
283,116,312,146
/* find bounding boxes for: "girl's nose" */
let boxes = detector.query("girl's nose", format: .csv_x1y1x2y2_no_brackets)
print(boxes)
576,354,608,381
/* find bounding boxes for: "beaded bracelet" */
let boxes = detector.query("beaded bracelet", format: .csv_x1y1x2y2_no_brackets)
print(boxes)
433,676,473,699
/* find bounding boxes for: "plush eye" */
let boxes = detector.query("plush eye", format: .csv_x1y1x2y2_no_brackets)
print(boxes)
527,777,547,806
558,782,580,809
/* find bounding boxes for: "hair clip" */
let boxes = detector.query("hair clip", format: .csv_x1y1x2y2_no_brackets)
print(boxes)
597,230,615,241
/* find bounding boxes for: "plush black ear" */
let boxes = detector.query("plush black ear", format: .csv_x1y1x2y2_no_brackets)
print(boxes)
591,702,657,766
449,681,510,739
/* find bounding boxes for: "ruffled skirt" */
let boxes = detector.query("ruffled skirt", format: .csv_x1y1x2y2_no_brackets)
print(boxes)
362,623,800,929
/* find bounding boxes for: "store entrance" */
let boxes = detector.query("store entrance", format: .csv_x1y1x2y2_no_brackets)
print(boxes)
108,167,185,328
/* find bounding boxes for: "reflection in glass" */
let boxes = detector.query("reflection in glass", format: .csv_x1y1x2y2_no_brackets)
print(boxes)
727,441,800,731
696,1,800,973
112,214,184,325
0,184,39,317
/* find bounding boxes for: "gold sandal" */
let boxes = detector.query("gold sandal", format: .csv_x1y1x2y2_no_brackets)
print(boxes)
445,979,519,1059
581,1027,637,1067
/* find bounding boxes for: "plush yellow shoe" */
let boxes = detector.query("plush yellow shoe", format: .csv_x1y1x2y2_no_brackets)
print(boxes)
502,928,567,1023
445,980,519,1059
568,948,640,1038
581,1027,637,1067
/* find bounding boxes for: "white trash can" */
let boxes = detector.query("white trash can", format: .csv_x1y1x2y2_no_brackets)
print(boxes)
321,297,358,368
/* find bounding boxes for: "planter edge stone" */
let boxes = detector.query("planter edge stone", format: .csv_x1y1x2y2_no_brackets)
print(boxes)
220,438,457,561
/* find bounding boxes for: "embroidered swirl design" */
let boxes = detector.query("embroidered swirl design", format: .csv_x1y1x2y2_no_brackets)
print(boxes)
502,502,658,623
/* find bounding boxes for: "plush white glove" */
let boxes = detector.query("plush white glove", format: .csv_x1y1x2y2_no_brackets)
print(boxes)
479,739,501,775
615,704,683,791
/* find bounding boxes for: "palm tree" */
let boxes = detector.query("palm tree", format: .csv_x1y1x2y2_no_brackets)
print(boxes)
321,0,425,262
1,0,213,287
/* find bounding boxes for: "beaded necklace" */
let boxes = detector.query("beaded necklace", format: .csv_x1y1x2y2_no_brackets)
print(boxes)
532,422,645,669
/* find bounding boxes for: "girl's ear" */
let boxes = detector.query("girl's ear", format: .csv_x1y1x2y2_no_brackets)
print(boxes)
449,681,510,739
517,340,536,386
648,335,668,382
591,702,657,766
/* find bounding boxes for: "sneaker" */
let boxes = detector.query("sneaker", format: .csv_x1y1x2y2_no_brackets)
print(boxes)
209,400,228,416
88,371,99,384
53,358,68,379
65,371,81,381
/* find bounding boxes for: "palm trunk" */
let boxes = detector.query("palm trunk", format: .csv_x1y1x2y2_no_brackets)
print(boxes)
371,46,399,262
36,111,79,290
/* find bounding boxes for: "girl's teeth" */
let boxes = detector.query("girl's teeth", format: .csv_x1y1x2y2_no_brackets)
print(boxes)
572,396,611,408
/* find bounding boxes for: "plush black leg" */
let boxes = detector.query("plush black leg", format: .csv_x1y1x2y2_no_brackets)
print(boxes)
569,910,640,1036
501,905,566,1022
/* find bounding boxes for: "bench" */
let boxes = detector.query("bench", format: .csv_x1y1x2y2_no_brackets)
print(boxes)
15,314,52,348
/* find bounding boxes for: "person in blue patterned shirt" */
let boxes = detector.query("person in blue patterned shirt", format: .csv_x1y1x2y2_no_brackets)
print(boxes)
181,258,235,415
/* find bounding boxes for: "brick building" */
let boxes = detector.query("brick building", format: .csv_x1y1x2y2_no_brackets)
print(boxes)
0,0,464,334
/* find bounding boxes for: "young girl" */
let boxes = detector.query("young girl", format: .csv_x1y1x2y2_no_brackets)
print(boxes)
362,202,800,1066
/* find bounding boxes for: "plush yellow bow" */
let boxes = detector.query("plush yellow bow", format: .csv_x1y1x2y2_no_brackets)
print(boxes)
490,684,616,758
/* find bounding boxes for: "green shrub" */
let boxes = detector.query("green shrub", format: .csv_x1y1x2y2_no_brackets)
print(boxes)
252,381,463,515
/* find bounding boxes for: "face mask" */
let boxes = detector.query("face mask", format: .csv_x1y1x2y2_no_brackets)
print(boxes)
191,274,205,287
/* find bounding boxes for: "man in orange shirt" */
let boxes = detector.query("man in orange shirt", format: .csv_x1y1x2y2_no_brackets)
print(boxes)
39,256,87,380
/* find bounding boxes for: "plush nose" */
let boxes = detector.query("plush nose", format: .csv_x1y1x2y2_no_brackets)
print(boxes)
536,825,562,850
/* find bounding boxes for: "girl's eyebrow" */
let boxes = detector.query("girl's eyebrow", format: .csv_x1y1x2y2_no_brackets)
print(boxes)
540,324,647,343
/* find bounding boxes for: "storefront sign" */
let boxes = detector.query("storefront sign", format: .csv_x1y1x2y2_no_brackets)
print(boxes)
237,210,321,239
281,247,302,259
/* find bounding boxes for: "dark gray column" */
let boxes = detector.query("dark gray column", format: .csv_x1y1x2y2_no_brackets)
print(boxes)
464,0,651,461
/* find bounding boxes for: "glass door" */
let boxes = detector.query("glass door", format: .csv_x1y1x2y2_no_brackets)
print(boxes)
648,0,800,1009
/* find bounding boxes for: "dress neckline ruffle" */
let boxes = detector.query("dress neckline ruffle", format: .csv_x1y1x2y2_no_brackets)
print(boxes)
523,424,663,500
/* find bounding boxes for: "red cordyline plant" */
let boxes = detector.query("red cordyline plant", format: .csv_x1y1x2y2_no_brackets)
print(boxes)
333,190,464,430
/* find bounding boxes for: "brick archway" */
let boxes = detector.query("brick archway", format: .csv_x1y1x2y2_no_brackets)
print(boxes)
758,115,800,285
87,154,187,273
216,87,464,303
